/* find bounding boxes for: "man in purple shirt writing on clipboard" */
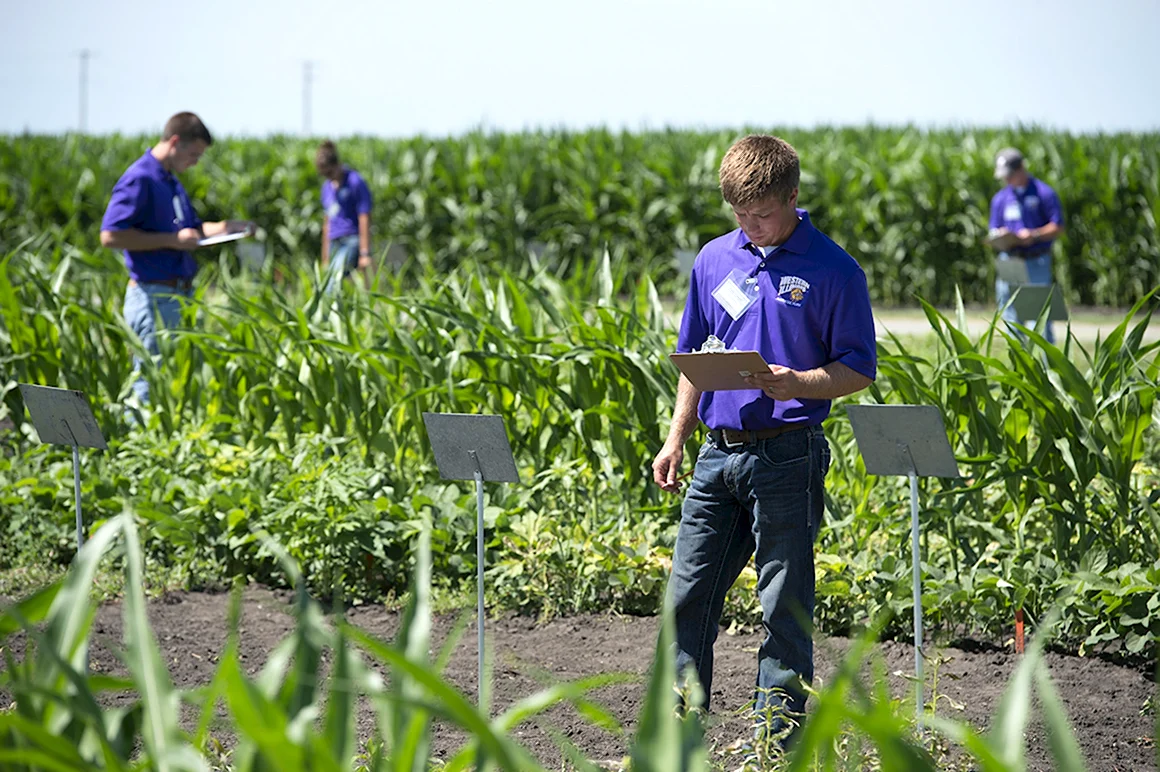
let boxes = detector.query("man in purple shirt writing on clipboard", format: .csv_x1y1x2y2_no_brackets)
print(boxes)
99,112,252,405
988,148,1065,344
652,135,876,746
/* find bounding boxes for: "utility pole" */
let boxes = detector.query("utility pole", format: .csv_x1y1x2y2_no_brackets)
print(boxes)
78,49,91,133
302,60,314,136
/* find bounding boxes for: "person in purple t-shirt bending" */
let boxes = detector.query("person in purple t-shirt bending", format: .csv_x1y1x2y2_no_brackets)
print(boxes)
987,148,1065,344
100,112,253,405
651,135,877,745
315,141,373,291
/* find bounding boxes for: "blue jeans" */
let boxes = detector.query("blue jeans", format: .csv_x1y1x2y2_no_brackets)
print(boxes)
324,235,360,293
996,251,1055,344
123,281,192,404
669,425,830,737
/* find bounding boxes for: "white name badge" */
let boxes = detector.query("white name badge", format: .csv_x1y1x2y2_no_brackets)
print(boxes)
326,202,341,218
172,195,185,226
712,269,760,320
1003,202,1021,221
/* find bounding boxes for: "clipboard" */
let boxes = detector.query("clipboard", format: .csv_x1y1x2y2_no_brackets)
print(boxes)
197,231,251,247
984,229,1020,251
669,350,770,391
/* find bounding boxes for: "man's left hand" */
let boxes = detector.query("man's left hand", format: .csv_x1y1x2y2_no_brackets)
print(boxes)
1015,228,1035,246
745,365,802,400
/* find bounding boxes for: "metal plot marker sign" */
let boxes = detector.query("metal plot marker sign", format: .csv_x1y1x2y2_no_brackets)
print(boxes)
18,385,107,554
845,404,960,726
1009,283,1069,324
675,248,698,277
421,412,519,708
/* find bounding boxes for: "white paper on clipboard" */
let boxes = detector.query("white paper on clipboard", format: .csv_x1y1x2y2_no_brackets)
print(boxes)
197,231,251,247
984,229,1020,251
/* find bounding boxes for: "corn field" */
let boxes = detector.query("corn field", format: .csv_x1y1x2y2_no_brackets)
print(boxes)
2,241,1158,653
1,128,1158,306
1,129,1159,769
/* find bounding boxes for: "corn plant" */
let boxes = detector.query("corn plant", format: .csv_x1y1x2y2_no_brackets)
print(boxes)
3,128,1158,306
3,237,1159,652
836,286,1160,649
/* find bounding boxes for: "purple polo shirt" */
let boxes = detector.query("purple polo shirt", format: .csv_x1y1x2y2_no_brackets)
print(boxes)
989,176,1063,257
320,168,372,240
676,210,877,431
100,151,201,282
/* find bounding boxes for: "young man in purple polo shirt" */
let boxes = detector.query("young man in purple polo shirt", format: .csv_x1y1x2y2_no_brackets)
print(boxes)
315,140,373,291
652,135,876,743
988,148,1065,344
100,112,252,405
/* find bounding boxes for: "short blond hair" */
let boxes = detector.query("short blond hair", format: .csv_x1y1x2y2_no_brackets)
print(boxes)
718,135,800,206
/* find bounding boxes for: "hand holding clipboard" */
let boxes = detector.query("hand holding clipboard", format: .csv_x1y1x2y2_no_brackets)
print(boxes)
198,224,255,247
984,228,1020,251
669,349,771,392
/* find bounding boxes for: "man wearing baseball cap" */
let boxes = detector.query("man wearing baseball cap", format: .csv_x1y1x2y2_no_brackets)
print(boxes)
987,148,1065,343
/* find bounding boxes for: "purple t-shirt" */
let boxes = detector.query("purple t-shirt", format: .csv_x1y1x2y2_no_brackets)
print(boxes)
676,210,877,431
989,176,1063,257
100,151,202,282
320,168,372,241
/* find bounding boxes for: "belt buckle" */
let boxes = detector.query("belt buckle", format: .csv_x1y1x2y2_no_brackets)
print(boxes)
721,430,746,449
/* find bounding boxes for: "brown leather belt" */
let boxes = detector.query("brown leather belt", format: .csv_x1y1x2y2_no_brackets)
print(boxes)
129,277,192,289
712,423,810,448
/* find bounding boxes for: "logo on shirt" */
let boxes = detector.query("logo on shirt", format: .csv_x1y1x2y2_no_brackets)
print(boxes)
777,276,810,307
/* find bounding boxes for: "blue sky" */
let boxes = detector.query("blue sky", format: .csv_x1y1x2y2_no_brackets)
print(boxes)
2,0,1159,137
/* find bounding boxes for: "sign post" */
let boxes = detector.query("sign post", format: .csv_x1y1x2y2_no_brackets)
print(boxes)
1009,283,1069,325
18,385,108,554
846,404,960,727
421,412,519,708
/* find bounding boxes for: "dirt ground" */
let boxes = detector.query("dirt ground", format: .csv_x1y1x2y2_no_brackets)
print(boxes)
6,586,1157,771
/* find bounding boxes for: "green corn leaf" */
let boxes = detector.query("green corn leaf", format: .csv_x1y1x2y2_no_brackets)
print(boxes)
0,582,61,638
121,514,205,771
1033,663,1087,772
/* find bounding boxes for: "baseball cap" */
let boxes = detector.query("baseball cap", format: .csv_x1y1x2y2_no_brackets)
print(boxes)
994,148,1025,179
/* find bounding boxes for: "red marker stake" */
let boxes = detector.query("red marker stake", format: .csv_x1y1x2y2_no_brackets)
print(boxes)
1015,607,1025,655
